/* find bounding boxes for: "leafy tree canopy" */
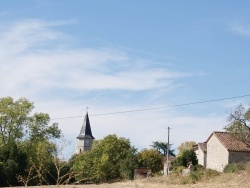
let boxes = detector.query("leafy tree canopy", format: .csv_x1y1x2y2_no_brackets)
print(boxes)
74,134,137,183
151,141,175,156
137,148,163,173
224,104,250,143
172,149,198,170
177,141,196,157
0,97,62,187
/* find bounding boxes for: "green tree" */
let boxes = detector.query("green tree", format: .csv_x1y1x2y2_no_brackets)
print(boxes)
151,141,175,156
27,113,61,141
0,97,61,186
177,141,196,157
224,104,250,143
172,149,198,170
137,149,163,173
74,134,137,183
0,97,33,144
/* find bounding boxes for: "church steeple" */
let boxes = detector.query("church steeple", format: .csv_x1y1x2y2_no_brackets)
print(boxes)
76,111,95,154
77,112,95,139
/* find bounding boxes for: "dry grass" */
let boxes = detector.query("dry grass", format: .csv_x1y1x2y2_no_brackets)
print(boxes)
8,172,250,188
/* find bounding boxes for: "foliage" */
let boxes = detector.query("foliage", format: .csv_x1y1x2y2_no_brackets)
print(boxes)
46,135,75,185
188,171,202,182
151,141,175,156
73,134,137,183
172,149,198,171
0,97,33,144
224,104,250,143
203,169,220,179
137,149,163,173
0,97,61,186
182,169,220,184
177,141,196,157
173,166,185,175
223,162,246,173
193,164,205,171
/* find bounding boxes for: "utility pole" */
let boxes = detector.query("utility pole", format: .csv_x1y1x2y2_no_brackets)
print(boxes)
166,126,170,175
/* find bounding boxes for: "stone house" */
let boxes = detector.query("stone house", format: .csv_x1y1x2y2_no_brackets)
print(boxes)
193,142,207,168
195,132,250,172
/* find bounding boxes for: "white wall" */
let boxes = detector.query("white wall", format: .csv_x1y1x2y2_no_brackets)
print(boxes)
206,135,228,172
195,145,206,168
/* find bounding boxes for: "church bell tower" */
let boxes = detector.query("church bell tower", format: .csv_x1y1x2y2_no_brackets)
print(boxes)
76,112,95,154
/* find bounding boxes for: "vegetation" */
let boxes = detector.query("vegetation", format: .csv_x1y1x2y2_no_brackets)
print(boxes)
172,149,198,171
0,97,168,186
177,141,196,157
151,141,175,156
223,161,250,173
137,149,163,173
4,98,250,187
0,97,65,186
225,104,250,143
73,134,138,183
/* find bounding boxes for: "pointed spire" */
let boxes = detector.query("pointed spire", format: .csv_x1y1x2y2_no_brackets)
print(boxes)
77,111,95,139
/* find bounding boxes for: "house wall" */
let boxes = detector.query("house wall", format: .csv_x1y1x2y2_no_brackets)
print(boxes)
206,135,228,172
228,152,250,163
195,147,206,168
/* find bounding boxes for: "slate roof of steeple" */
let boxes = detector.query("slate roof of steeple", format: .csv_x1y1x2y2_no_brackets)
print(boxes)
77,113,95,139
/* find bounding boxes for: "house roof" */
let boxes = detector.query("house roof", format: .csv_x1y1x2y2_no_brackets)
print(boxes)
198,142,207,153
77,113,95,139
207,132,250,152
193,142,207,153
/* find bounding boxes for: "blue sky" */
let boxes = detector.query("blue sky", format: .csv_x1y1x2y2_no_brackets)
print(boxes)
1,1,250,156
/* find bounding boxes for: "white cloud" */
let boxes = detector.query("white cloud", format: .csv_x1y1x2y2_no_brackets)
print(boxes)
0,19,204,156
229,21,250,36
0,19,190,99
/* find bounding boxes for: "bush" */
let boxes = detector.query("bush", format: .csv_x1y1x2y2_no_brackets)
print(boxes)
188,171,202,182
173,166,185,175
172,150,198,170
245,161,250,173
223,162,245,173
203,169,220,179
194,164,205,171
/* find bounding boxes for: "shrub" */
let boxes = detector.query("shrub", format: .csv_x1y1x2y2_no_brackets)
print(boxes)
172,150,198,170
245,161,250,173
203,169,220,179
173,166,185,175
194,164,205,171
188,171,202,182
223,162,245,173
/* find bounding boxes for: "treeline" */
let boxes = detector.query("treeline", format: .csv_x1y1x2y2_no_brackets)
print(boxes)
0,97,167,186
0,96,208,186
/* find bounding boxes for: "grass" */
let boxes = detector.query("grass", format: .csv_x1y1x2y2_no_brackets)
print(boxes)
7,172,250,188
7,163,250,188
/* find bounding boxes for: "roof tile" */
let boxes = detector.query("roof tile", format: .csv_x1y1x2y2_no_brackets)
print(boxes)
212,132,250,152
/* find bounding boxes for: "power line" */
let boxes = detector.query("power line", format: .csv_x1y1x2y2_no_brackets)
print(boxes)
50,94,250,120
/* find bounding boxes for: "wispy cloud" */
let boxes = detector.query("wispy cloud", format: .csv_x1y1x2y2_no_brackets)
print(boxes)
0,19,190,99
0,19,202,154
229,21,250,36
